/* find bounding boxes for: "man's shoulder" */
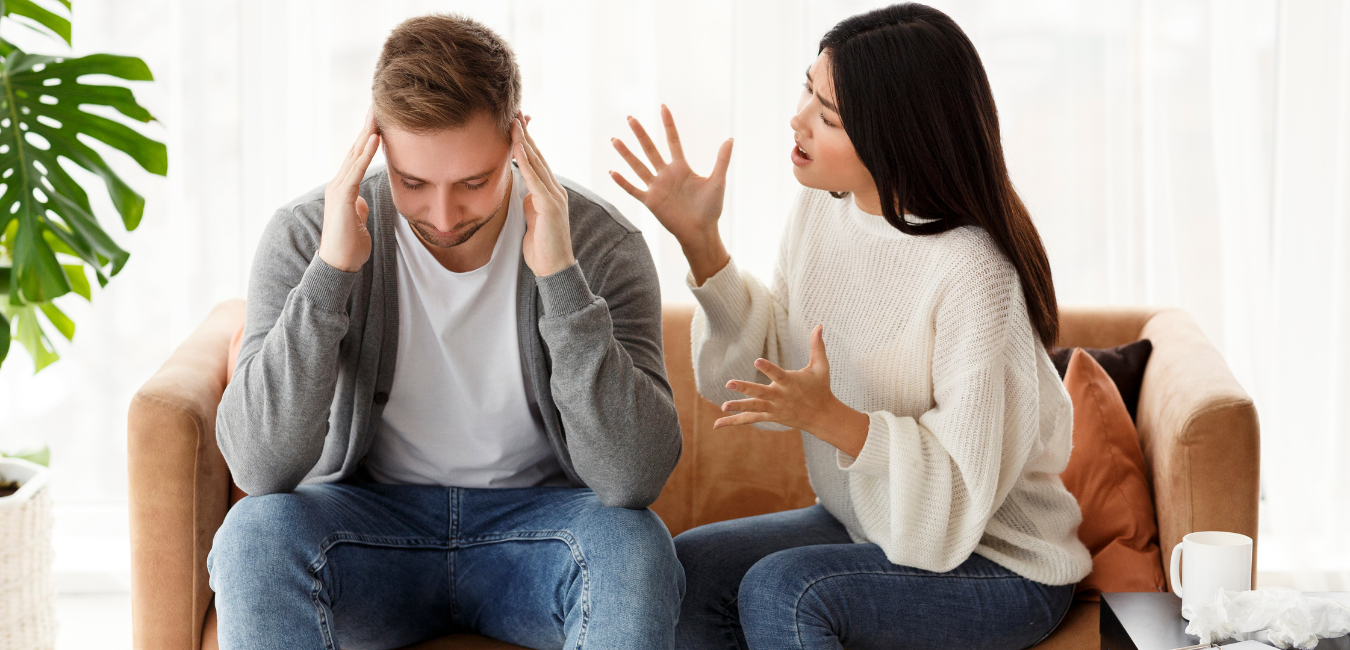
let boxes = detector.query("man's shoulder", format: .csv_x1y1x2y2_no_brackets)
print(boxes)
559,176,640,239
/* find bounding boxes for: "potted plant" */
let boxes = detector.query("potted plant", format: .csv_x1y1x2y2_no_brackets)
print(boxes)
0,1,165,647
0,454,54,649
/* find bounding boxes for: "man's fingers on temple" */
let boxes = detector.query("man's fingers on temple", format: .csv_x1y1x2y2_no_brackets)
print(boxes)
343,135,378,193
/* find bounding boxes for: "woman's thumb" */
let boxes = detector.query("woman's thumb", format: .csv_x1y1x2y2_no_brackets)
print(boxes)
809,324,828,370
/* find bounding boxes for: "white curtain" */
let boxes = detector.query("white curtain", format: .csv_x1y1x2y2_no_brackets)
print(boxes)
0,0,1346,583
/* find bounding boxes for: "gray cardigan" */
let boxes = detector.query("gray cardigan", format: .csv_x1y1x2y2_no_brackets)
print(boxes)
216,166,681,509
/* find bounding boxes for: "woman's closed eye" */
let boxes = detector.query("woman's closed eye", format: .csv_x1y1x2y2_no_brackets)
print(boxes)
803,82,837,127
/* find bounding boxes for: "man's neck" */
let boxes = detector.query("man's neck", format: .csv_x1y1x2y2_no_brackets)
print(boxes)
422,173,513,274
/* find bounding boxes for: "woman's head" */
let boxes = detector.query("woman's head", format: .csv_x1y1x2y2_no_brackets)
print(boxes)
803,3,1060,348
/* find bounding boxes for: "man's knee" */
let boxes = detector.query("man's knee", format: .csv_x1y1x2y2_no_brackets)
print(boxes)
575,504,684,601
209,492,319,589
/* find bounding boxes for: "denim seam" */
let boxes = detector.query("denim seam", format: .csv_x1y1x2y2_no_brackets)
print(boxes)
455,530,591,649
789,570,1038,648
306,533,453,648
449,488,460,621
1028,584,1074,647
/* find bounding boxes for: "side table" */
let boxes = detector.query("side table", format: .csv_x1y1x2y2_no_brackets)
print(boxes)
1101,592,1350,650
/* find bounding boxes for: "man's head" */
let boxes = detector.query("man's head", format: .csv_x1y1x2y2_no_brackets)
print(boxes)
373,14,521,248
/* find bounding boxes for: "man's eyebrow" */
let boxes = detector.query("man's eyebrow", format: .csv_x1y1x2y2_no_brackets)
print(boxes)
804,68,839,113
390,164,498,184
389,164,429,184
454,166,499,183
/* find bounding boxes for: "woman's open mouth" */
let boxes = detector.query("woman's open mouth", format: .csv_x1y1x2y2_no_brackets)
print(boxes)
791,142,813,166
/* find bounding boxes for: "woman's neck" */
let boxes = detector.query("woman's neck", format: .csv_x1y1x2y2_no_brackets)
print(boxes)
851,185,883,216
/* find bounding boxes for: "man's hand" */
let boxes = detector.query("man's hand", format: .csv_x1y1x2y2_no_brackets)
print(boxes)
318,109,381,273
715,325,870,458
513,117,576,278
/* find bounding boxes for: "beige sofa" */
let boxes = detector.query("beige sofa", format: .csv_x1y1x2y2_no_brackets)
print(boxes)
128,301,1259,649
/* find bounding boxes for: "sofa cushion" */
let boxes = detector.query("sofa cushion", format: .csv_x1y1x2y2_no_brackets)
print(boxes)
1060,349,1167,601
1050,339,1152,421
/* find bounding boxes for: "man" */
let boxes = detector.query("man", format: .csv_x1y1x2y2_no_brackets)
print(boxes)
208,14,684,650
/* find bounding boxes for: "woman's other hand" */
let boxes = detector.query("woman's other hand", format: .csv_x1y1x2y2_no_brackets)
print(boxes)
610,105,732,285
715,325,870,458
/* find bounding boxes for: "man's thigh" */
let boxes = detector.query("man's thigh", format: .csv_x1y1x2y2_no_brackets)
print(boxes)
452,487,683,649
209,481,456,650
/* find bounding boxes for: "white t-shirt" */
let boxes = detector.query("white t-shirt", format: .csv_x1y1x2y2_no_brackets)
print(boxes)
365,170,566,488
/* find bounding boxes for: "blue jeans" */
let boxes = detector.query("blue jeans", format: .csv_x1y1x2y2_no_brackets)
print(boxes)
207,482,684,650
674,505,1074,650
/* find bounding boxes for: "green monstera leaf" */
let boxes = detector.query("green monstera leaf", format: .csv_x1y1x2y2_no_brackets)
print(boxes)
0,38,166,370
1,0,73,48
2,48,167,302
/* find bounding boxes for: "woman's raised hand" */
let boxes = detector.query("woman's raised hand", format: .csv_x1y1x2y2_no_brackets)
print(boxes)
611,105,732,285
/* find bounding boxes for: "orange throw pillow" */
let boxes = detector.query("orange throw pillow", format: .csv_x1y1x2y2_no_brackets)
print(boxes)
1060,348,1166,600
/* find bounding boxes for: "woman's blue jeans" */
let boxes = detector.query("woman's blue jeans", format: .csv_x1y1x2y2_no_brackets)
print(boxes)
206,482,684,650
674,505,1074,650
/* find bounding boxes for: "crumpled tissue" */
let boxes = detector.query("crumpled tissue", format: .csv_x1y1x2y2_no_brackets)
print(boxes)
1184,588,1350,649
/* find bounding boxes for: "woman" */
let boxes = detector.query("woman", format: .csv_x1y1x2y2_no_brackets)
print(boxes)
610,4,1090,650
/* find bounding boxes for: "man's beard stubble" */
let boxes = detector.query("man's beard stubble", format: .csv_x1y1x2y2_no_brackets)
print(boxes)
404,179,512,249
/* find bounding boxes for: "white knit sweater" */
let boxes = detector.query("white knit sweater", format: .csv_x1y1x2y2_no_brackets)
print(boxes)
689,188,1093,586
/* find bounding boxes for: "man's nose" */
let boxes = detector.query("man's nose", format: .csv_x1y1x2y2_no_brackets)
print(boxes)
428,189,458,231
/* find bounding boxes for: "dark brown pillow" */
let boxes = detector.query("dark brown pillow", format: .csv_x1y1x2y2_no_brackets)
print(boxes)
1050,339,1152,422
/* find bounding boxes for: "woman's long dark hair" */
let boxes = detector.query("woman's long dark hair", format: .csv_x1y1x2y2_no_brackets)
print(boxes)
821,4,1060,349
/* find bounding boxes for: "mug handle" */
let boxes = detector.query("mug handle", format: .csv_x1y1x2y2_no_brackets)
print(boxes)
1169,542,1184,598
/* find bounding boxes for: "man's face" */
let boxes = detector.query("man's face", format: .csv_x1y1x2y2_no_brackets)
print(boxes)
382,111,513,248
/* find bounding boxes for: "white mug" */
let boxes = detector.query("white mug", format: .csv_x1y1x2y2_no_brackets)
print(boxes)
1169,531,1253,619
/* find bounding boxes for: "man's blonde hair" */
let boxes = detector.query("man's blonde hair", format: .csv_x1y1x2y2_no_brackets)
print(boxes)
372,14,521,137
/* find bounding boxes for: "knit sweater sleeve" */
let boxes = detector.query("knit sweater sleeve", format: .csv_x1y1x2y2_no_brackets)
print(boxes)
686,201,803,430
838,248,1049,573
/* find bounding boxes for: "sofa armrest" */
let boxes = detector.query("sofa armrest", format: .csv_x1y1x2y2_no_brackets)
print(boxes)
128,299,244,650
1134,308,1261,585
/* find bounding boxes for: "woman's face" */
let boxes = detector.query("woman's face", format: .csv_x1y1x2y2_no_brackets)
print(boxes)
789,52,877,207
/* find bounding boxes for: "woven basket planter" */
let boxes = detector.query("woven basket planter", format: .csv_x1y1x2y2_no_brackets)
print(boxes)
0,458,55,650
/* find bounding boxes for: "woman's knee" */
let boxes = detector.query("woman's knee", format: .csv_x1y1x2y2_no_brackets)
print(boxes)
737,549,841,644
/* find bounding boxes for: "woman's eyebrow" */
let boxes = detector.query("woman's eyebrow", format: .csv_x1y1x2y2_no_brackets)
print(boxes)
805,69,839,112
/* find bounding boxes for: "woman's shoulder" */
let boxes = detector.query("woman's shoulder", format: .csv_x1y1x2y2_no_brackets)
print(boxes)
928,225,1019,306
